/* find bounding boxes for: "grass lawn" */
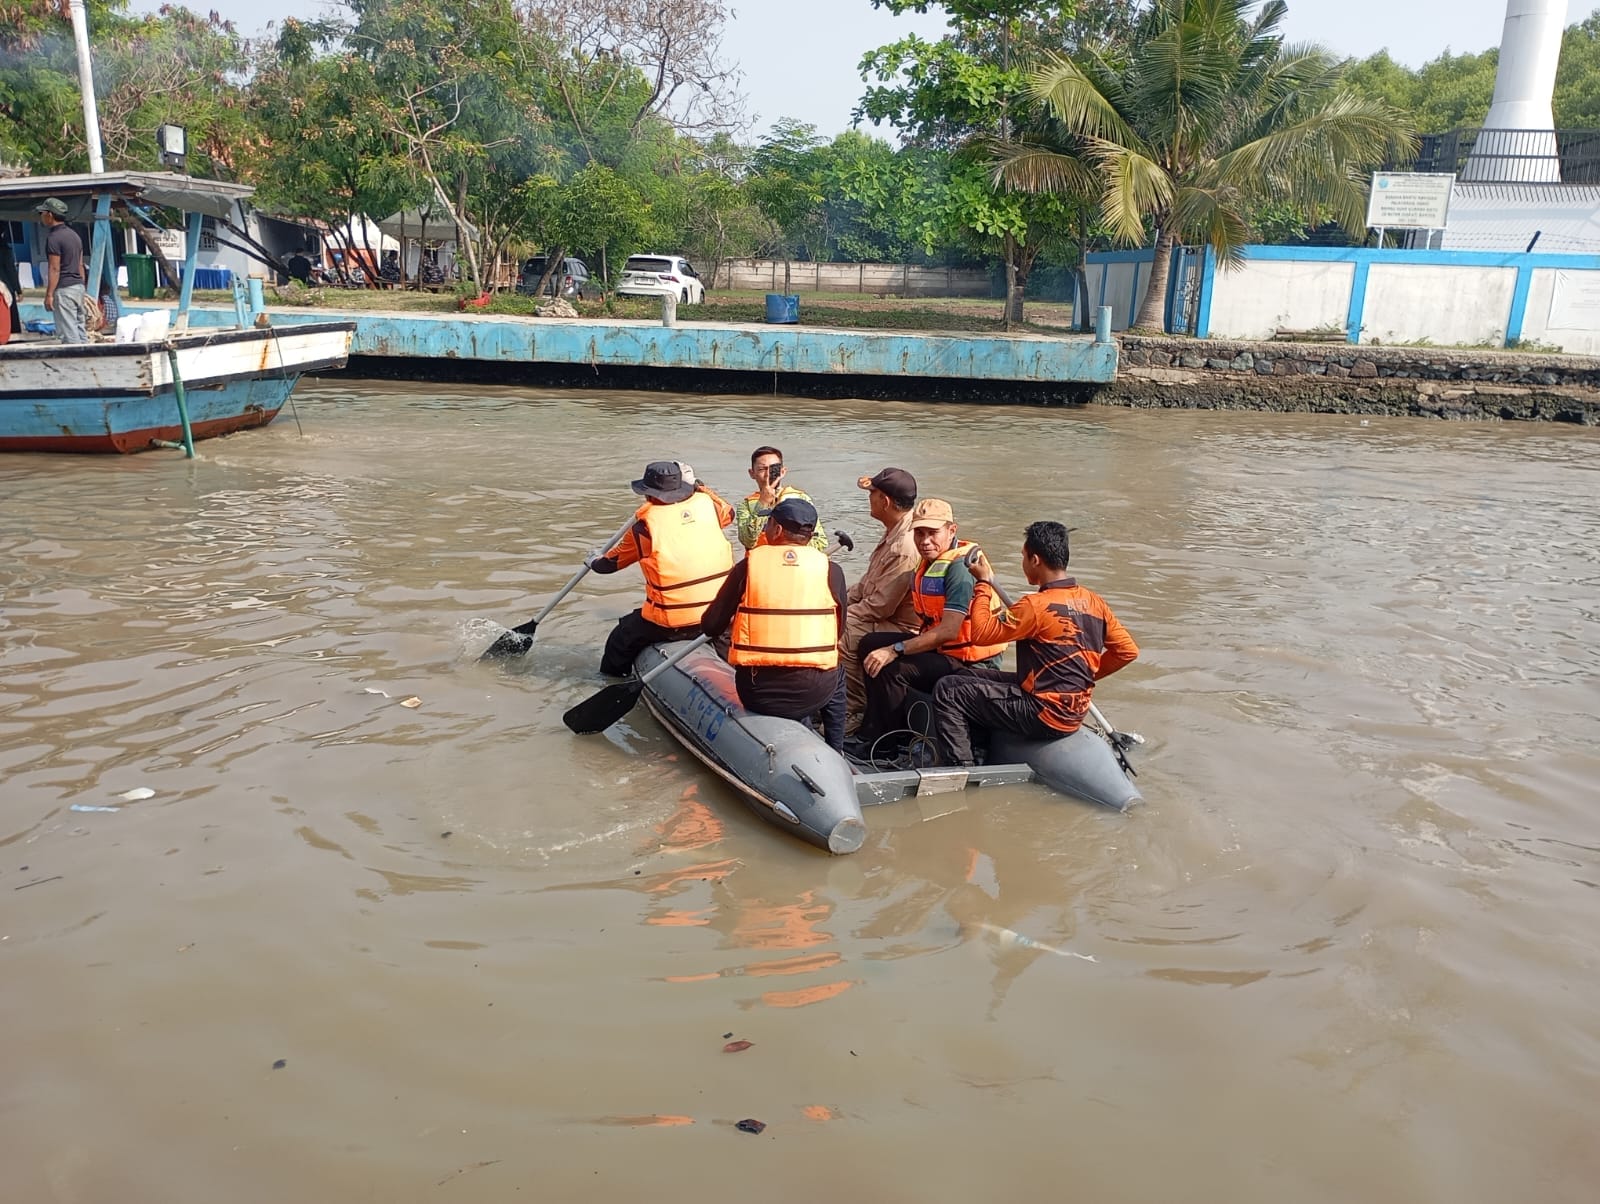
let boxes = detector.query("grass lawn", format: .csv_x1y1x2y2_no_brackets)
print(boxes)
185,286,1084,335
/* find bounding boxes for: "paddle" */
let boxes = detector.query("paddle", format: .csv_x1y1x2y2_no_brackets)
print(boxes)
479,514,638,662
563,634,711,734
967,550,1144,770
564,531,854,735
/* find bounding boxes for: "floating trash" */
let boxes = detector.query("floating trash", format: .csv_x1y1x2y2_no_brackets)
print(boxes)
399,697,422,709
118,787,155,801
71,804,120,813
734,1118,766,1135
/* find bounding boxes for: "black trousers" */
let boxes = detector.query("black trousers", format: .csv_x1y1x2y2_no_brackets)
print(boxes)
600,608,698,676
933,666,1060,766
857,631,978,744
735,665,848,752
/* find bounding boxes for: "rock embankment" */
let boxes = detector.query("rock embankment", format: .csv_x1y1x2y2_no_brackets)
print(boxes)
1096,335,1600,423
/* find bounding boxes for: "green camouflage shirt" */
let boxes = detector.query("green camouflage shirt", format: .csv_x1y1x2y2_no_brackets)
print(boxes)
735,485,829,552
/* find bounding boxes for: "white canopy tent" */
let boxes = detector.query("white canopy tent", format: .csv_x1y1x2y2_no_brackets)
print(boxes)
377,208,478,242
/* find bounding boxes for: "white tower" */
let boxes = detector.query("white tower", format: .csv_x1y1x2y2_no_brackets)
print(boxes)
1466,0,1569,181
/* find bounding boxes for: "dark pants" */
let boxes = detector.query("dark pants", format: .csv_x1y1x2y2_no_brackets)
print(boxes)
933,667,1061,766
857,632,978,745
600,608,698,677
735,665,847,752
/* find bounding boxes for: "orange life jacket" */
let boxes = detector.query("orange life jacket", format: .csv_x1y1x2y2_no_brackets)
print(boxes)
913,541,1008,662
638,491,734,628
729,544,839,669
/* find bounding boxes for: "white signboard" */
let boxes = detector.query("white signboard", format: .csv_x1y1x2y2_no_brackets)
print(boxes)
149,228,187,261
1550,270,1600,329
1366,172,1456,230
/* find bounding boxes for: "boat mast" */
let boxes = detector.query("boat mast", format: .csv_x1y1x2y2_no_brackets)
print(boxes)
68,0,106,173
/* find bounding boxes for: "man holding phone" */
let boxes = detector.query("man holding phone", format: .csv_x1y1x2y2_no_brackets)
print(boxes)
734,445,828,554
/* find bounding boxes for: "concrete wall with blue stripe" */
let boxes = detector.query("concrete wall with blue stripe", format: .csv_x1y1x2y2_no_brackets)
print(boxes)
1084,244,1600,353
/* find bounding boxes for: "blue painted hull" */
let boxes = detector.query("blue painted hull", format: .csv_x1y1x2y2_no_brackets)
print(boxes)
0,374,296,453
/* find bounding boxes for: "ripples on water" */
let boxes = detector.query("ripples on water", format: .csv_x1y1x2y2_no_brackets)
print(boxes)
2,384,1597,1202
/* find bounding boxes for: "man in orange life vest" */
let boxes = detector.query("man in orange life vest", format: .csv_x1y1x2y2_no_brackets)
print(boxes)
699,498,849,751
846,497,1008,759
586,460,736,676
933,520,1138,766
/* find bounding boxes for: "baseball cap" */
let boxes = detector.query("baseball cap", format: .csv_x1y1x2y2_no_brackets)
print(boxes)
910,498,955,529
630,460,695,504
855,467,916,508
770,496,818,534
36,197,69,217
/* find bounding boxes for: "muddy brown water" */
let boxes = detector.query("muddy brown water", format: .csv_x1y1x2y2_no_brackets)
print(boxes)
3,381,1598,1202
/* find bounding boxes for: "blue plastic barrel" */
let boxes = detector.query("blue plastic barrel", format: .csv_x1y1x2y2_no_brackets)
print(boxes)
764,293,799,324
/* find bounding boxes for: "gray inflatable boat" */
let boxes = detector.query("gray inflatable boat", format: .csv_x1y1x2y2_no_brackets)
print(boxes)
636,641,1142,854
635,641,868,854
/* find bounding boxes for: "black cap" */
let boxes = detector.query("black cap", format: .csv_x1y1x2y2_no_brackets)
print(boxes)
631,460,694,504
858,467,916,508
770,497,818,534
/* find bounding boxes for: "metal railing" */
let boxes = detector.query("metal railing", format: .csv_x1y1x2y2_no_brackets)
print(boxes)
1406,127,1600,184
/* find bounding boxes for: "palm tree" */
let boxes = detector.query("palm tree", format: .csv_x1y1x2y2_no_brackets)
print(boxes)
997,0,1414,332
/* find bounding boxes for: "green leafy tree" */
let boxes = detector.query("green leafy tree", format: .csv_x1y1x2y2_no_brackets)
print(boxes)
1553,11,1600,128
1002,0,1414,331
747,120,827,291
858,0,1102,325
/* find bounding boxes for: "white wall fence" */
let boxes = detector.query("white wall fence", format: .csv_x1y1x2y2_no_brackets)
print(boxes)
714,258,991,296
1088,243,1600,354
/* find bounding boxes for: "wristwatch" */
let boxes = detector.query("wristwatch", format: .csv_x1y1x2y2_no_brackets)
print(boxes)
892,641,905,656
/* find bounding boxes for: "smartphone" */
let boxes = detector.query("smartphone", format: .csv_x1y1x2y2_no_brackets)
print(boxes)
768,463,783,483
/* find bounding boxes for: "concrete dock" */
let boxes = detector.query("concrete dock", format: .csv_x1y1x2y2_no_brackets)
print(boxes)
171,305,1118,398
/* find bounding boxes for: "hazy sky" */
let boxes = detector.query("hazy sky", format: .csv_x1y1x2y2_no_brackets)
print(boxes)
124,0,1566,138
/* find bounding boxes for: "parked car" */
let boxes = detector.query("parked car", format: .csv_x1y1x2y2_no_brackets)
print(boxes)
516,256,595,299
616,254,706,304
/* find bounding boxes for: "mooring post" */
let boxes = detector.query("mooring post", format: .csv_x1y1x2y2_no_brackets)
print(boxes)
1095,305,1113,343
660,291,678,328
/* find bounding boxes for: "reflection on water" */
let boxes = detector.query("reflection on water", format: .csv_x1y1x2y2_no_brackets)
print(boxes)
2,382,1598,1202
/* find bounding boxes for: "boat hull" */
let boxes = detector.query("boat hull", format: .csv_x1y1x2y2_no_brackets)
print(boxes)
990,726,1143,812
0,322,353,454
637,642,866,854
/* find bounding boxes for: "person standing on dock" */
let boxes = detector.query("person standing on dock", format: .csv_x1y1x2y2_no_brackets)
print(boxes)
699,498,848,751
36,198,88,345
933,521,1138,767
841,467,922,736
586,461,736,676
735,446,828,554
848,498,1008,760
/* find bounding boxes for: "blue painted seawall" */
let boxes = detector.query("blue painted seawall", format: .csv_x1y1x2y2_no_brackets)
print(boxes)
172,306,1117,386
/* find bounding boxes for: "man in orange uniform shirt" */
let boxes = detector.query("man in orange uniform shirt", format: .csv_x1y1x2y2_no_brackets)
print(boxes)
932,520,1138,766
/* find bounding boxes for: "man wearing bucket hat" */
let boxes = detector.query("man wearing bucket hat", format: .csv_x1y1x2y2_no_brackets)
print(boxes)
37,198,89,345
840,466,922,736
585,460,737,676
846,497,1008,761
699,497,849,750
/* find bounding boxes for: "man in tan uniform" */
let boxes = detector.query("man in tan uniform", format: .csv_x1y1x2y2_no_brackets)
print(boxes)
841,467,921,735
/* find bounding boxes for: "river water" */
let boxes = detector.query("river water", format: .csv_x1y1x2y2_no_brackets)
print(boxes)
2,380,1597,1202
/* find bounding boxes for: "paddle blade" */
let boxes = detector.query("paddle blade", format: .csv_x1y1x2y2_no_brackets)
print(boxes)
563,680,645,734
479,628,534,661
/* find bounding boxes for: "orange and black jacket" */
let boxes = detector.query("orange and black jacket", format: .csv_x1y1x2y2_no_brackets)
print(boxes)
966,577,1139,733
592,485,736,627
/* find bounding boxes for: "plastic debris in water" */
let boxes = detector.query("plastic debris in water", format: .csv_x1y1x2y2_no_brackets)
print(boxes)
71,804,121,813
734,1119,766,1135
399,697,422,709
364,687,391,698
272,1058,287,1070
975,921,1097,962
723,1040,753,1053
118,787,155,801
